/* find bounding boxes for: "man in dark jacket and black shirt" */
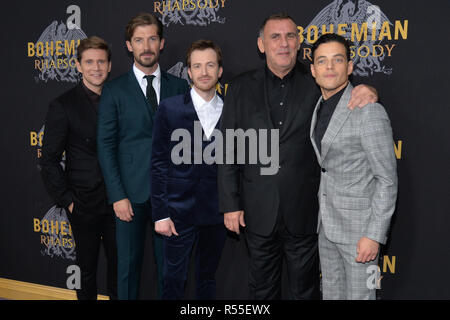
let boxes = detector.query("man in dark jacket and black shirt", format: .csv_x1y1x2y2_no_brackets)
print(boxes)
40,36,117,300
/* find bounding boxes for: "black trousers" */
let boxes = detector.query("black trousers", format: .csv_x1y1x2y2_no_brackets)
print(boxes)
68,204,118,300
245,213,320,300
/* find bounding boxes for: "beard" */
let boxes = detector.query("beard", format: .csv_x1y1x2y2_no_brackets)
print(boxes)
135,50,160,69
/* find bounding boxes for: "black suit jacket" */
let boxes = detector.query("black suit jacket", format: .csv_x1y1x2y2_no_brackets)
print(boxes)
40,84,109,215
218,62,321,236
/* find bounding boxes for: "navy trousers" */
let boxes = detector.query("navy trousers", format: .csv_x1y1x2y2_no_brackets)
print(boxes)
161,221,226,300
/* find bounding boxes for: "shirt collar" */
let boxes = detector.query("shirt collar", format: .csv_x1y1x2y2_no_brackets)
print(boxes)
81,81,100,103
265,62,296,81
190,87,220,109
133,63,161,83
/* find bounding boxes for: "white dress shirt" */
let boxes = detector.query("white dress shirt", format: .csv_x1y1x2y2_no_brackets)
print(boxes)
190,87,223,139
133,63,161,104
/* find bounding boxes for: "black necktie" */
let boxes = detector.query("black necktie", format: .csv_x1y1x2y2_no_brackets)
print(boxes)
144,75,158,112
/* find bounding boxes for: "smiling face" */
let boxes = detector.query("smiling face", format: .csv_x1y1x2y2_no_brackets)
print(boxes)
76,48,111,93
310,41,353,99
188,48,223,98
257,18,300,78
126,24,164,74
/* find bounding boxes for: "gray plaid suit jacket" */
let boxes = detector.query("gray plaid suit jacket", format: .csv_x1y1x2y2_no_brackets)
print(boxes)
310,83,398,245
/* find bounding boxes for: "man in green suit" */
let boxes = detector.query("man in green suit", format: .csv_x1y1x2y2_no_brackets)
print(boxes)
97,13,189,300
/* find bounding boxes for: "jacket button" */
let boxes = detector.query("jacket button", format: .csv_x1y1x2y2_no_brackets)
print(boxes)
321,168,326,173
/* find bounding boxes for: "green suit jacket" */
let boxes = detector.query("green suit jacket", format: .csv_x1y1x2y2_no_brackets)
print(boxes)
97,69,189,204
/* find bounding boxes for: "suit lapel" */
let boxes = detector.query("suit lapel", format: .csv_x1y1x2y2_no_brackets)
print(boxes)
216,93,225,130
127,70,154,123
310,97,323,163
256,69,274,130
160,71,171,101
320,83,353,162
182,91,200,123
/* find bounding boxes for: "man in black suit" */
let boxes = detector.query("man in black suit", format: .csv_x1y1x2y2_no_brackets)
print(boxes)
218,13,378,299
40,36,117,300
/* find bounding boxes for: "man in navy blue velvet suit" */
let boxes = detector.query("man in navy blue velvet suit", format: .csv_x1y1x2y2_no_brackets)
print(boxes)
150,40,226,299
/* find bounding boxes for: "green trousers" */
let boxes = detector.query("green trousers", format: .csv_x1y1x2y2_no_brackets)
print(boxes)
115,201,163,300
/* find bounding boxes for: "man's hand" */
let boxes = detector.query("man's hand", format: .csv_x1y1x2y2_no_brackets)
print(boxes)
224,210,245,235
68,202,74,214
155,218,179,237
113,198,134,222
356,237,380,263
348,84,378,110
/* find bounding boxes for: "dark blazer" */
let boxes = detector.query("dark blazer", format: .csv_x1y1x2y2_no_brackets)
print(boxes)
97,69,189,204
218,62,322,236
151,91,222,226
40,84,108,214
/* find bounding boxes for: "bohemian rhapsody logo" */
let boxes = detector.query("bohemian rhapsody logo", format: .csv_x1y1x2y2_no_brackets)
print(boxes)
154,0,227,26
27,5,86,83
31,126,72,260
30,124,67,165
299,0,408,77
33,206,76,261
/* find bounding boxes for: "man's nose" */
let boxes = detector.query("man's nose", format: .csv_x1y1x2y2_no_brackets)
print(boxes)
144,40,150,50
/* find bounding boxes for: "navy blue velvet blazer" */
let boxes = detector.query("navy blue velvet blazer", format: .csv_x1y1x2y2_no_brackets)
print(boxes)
151,91,223,226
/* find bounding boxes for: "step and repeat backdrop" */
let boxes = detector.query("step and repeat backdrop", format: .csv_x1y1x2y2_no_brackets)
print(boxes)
0,0,449,299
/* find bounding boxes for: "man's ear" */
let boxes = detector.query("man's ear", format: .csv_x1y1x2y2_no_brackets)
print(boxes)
126,41,133,53
295,37,301,52
257,37,265,54
347,60,354,76
75,59,82,74
160,38,165,50
310,63,316,79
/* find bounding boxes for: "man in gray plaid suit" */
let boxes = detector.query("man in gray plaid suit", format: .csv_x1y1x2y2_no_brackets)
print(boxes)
309,34,398,300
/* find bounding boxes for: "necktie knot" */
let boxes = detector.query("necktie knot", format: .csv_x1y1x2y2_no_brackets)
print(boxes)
144,75,155,83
